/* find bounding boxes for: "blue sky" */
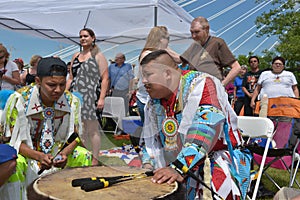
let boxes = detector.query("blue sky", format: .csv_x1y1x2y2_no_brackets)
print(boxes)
1,0,279,65
178,0,279,55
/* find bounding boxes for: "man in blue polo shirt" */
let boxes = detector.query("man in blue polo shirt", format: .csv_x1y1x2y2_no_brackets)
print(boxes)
108,53,134,116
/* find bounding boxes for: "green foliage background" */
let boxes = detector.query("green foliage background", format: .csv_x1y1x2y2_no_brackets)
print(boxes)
236,0,300,86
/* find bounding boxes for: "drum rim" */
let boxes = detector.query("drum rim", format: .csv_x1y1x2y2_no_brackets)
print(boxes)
155,181,178,199
32,166,179,199
33,176,61,200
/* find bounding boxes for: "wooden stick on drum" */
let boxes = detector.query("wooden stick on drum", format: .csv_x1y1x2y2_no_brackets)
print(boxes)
72,175,133,187
75,171,154,192
38,132,79,175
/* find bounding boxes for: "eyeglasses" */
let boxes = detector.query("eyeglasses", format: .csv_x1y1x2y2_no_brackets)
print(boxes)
273,62,283,66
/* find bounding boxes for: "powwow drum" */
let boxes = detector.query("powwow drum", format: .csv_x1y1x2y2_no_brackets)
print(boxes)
28,166,181,200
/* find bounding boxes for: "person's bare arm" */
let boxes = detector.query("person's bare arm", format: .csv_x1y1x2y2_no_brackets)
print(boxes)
0,160,16,187
233,86,237,102
242,87,252,98
96,52,109,109
292,85,299,98
19,143,53,170
165,47,181,64
2,70,21,85
250,84,261,108
222,61,241,86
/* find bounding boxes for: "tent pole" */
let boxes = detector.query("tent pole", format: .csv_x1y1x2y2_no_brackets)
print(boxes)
154,6,157,26
84,11,91,28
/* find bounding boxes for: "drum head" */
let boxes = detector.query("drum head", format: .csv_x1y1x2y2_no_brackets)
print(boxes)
28,166,178,200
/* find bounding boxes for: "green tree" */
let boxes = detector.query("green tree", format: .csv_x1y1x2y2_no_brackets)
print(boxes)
255,0,300,72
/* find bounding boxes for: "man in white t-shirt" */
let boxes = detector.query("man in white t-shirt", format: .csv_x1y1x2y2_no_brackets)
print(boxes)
250,56,299,108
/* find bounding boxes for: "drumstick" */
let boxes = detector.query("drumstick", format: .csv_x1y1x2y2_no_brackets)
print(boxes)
81,177,132,192
72,175,130,187
38,132,79,175
173,160,224,200
80,171,154,192
73,170,154,187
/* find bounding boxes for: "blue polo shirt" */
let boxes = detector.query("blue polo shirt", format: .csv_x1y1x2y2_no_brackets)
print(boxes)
109,63,134,90
234,76,245,98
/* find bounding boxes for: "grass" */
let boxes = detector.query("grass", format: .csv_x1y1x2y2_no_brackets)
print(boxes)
254,165,300,200
97,116,133,166
99,118,300,198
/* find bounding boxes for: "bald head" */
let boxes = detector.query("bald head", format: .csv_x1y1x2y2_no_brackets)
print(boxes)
115,53,126,66
192,16,210,30
141,50,181,100
190,16,210,44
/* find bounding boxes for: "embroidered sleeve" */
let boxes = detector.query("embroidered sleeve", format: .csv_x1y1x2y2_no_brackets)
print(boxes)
174,106,225,170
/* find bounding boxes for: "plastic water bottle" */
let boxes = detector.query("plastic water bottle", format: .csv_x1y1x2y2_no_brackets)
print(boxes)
259,94,268,118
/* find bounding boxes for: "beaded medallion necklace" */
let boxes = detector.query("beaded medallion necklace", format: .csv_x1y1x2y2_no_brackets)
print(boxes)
161,91,179,151
39,95,56,154
156,70,201,151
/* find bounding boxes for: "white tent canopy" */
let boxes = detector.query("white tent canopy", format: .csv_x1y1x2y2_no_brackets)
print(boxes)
0,0,193,47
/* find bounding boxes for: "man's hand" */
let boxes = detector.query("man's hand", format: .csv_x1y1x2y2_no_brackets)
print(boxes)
97,98,105,110
38,153,54,170
53,153,68,169
151,167,184,185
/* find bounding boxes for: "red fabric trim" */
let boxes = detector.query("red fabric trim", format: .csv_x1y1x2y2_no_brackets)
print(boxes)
200,78,221,109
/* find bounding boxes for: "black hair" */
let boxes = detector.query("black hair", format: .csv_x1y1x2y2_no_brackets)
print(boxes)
51,64,68,75
272,56,285,65
248,55,260,64
140,49,169,65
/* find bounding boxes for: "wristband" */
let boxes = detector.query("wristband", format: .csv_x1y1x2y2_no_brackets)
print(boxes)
169,163,184,176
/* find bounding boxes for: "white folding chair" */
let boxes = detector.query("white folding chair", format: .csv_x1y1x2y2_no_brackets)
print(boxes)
102,96,126,135
237,116,275,200
290,139,300,187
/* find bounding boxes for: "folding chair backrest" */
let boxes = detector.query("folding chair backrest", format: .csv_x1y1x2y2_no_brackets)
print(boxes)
272,117,295,149
237,116,274,139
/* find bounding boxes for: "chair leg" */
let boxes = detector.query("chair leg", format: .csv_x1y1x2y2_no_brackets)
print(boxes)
290,154,300,188
289,140,300,188
251,139,272,200
113,121,119,135
264,172,281,190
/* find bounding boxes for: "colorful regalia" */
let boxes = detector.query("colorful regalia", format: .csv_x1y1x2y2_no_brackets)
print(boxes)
0,85,92,200
142,70,244,199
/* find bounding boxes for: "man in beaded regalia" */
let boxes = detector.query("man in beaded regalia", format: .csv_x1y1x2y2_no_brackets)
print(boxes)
140,50,249,200
0,57,92,200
